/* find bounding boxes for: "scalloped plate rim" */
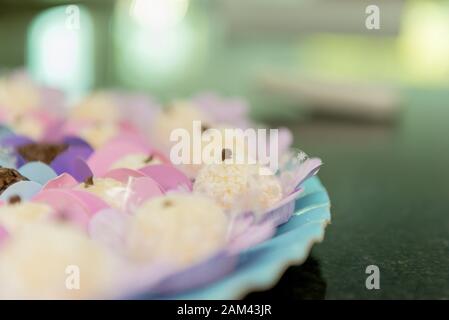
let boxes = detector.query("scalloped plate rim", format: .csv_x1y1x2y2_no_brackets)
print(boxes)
156,176,331,300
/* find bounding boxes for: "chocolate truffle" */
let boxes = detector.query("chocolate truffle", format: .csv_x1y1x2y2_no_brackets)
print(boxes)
17,142,68,164
0,168,29,195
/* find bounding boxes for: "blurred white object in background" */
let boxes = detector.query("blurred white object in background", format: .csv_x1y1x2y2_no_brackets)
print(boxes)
129,0,189,31
27,5,94,103
258,72,400,123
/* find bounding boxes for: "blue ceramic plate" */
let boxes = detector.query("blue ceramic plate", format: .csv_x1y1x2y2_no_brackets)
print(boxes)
161,176,331,299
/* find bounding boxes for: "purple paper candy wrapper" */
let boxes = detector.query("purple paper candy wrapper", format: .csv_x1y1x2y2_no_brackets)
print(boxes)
143,253,238,298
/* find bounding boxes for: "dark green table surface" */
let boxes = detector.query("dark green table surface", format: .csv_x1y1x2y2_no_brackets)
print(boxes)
245,89,449,299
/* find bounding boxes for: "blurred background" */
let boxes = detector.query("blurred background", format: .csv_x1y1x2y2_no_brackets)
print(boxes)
3,0,449,117
1,0,449,299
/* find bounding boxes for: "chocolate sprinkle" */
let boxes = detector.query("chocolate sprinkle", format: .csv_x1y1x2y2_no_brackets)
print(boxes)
162,199,173,208
8,195,21,205
221,148,232,161
0,168,29,195
201,124,211,133
84,176,94,188
144,155,154,164
17,143,69,165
